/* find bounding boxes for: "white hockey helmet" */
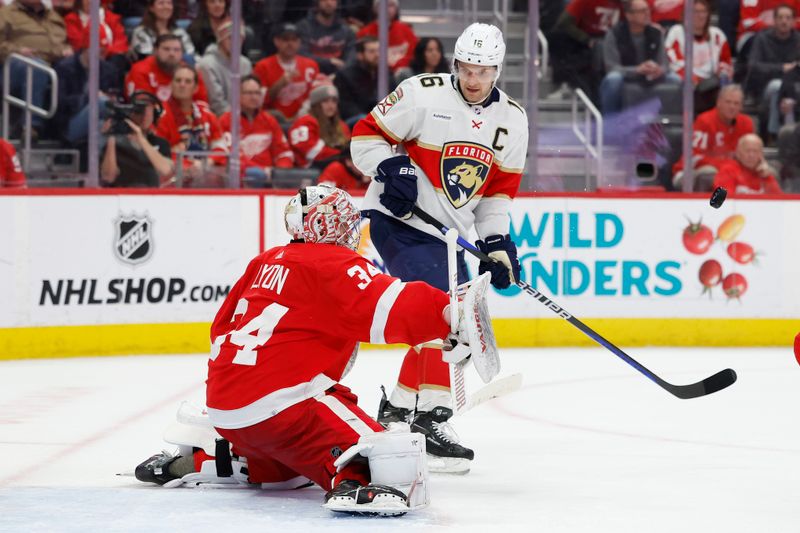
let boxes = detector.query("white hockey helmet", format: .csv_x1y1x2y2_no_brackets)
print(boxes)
284,185,361,250
452,23,506,80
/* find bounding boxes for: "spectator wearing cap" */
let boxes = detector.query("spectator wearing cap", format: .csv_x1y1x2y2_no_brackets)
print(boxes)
219,75,294,187
287,83,351,168
296,0,356,75
356,0,417,73
125,34,209,105
130,0,195,63
53,26,121,148
100,91,174,188
334,36,394,125
0,0,71,139
713,134,782,194
253,22,321,127
0,139,26,188
197,20,252,116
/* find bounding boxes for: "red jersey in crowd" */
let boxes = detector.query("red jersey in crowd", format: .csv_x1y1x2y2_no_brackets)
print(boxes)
253,55,319,121
287,114,350,168
156,98,225,151
219,110,294,172
63,8,128,56
665,26,732,83
713,159,781,193
356,20,418,71
206,242,450,428
738,0,800,44
565,0,623,36
125,56,209,104
318,160,369,191
0,139,25,188
673,108,754,173
650,0,683,24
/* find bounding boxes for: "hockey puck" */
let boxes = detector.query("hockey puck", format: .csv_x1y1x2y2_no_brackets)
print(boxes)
795,332,800,366
710,186,727,209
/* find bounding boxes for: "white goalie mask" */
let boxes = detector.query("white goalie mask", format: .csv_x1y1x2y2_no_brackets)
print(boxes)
452,23,506,82
284,185,362,250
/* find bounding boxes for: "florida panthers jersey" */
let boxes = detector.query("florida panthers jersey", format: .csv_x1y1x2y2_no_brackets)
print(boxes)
351,73,528,240
206,242,450,429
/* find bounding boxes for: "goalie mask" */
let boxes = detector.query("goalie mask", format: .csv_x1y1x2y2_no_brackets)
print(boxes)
284,185,362,250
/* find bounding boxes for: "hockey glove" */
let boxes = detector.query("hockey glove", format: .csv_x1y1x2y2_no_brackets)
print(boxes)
476,234,521,290
375,155,417,218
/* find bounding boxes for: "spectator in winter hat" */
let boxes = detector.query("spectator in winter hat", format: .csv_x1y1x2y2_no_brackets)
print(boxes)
197,19,252,116
288,83,351,168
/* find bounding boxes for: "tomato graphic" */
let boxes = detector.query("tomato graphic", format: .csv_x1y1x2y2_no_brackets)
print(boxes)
698,259,723,294
683,219,714,254
727,242,756,265
717,214,745,242
722,273,748,299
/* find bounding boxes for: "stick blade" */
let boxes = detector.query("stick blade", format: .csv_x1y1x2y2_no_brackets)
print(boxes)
667,368,737,399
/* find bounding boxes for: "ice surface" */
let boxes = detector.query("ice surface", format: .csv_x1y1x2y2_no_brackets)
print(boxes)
1,347,798,532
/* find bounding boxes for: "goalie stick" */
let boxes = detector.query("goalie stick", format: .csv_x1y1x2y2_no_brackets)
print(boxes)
411,205,737,400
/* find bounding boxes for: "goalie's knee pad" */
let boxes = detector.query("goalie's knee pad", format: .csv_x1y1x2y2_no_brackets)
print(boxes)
333,424,429,510
160,401,248,487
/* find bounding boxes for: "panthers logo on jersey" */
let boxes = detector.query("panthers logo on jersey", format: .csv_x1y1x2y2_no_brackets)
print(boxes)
440,142,494,208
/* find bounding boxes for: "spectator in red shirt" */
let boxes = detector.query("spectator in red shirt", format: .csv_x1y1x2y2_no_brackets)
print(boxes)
254,22,321,127
318,146,370,191
125,34,209,104
155,65,226,184
713,134,782,193
673,84,754,190
63,0,129,60
288,83,351,169
219,75,294,187
549,0,623,100
0,139,25,188
356,0,417,73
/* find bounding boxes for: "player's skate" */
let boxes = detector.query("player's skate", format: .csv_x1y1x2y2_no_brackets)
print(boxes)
134,451,185,486
323,479,409,516
411,407,474,474
376,385,412,425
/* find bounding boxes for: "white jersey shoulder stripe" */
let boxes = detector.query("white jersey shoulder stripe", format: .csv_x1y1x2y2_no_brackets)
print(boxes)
207,373,336,429
370,279,405,344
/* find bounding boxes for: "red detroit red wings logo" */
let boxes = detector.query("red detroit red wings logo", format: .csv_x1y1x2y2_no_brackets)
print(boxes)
440,142,494,209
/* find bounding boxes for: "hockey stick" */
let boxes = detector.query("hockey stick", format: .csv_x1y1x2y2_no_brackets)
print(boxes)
411,205,737,400
464,372,522,411
446,228,469,414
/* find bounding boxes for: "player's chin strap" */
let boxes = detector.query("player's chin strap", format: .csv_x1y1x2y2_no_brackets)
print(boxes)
411,205,738,400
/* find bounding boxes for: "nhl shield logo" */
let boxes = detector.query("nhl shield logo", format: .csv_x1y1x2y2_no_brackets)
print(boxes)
114,214,153,265
440,142,494,208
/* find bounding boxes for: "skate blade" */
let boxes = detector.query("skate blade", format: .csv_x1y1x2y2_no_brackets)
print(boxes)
323,498,408,517
426,455,471,475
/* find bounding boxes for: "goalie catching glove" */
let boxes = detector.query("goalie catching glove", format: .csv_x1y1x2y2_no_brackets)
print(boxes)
476,234,520,289
442,272,500,384
375,155,417,219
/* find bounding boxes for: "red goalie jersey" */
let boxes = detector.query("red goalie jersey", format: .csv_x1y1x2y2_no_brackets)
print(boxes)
206,242,450,429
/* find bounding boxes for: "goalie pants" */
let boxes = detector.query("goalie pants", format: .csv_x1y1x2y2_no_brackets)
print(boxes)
367,211,469,394
215,384,384,490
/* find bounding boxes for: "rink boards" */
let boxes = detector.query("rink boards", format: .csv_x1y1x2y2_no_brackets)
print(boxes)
0,189,798,359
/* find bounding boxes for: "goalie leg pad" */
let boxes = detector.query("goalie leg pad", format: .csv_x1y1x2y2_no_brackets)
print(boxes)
332,425,429,510
458,273,500,384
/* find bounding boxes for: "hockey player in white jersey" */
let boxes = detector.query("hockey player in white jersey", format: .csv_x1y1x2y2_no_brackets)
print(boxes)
351,23,528,473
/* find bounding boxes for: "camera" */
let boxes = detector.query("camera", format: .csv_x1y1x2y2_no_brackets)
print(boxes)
105,100,146,135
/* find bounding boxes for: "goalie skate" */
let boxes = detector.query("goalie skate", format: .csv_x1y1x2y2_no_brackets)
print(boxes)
412,407,473,475
323,480,409,516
